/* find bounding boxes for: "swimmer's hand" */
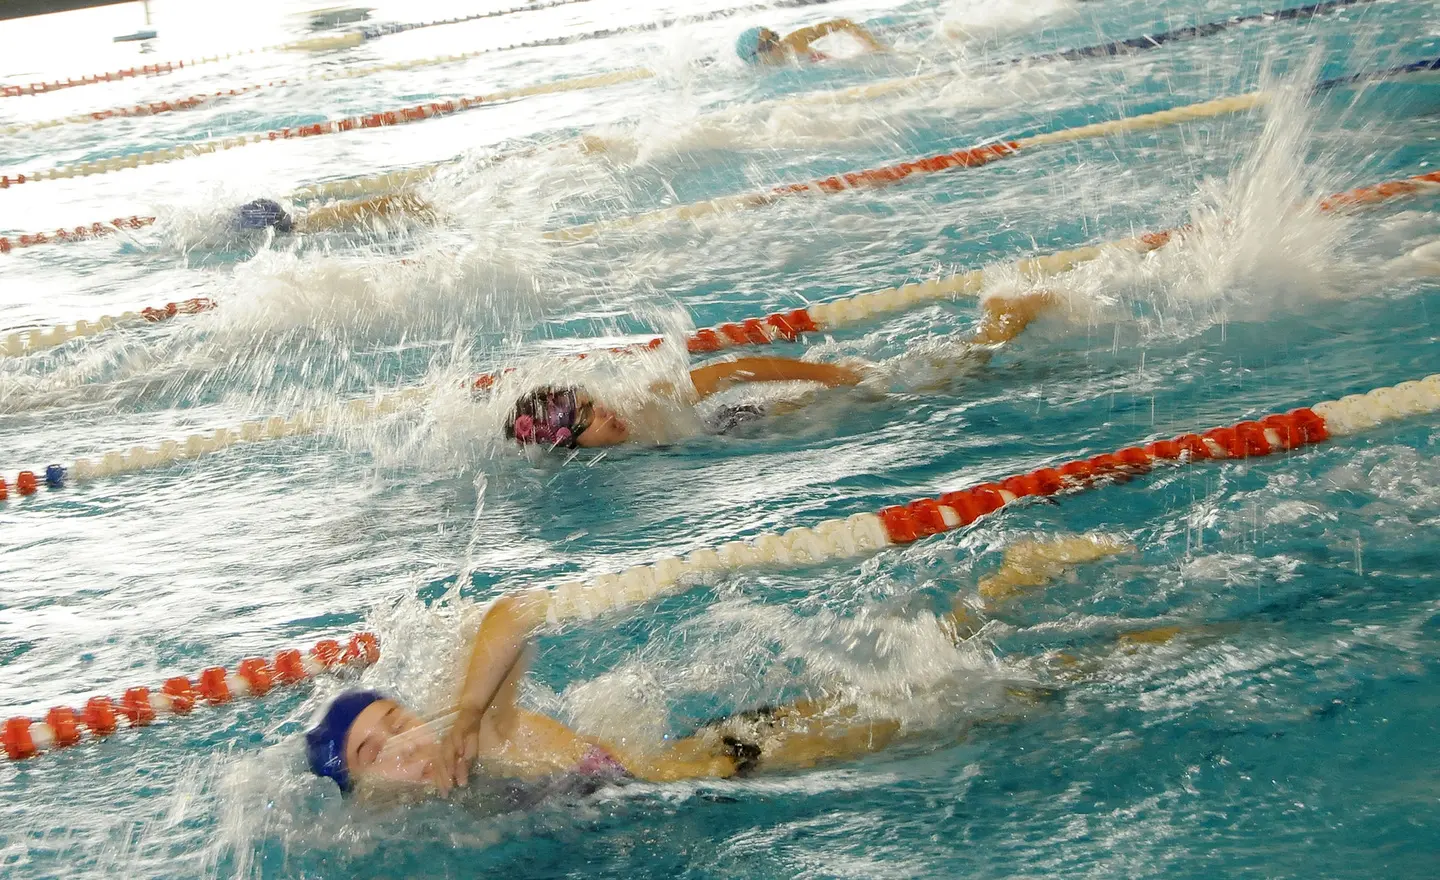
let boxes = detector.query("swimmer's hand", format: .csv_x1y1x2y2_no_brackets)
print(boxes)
435,707,482,795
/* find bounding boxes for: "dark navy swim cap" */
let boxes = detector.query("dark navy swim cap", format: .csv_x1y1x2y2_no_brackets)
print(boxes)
305,690,385,792
236,198,295,233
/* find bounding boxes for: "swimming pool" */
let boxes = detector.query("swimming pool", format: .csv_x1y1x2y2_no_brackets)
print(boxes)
2,0,1438,875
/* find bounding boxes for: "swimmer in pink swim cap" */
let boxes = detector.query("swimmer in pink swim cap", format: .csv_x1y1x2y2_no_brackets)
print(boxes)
502,292,1060,451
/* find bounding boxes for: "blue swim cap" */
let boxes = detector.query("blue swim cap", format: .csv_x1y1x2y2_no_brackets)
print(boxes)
735,27,769,65
236,198,294,233
305,690,385,792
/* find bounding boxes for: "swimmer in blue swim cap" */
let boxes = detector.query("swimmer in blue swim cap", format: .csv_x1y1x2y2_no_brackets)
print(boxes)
301,533,1138,803
736,18,886,65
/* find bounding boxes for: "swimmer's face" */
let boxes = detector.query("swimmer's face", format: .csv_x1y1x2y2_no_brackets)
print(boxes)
755,28,783,60
575,396,629,447
346,699,440,788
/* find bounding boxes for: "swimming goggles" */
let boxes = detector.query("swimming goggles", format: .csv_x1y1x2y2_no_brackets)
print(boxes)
511,389,593,449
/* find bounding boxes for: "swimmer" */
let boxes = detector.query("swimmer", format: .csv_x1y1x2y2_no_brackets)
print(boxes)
503,291,1059,450
304,533,1132,800
235,193,434,235
735,19,887,66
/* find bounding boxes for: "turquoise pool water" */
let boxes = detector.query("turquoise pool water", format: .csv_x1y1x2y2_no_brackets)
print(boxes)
2,0,1438,877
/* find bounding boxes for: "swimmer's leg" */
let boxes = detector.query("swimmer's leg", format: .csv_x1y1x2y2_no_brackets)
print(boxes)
945,533,1134,640
1045,621,1245,682
669,698,900,775
977,534,1134,603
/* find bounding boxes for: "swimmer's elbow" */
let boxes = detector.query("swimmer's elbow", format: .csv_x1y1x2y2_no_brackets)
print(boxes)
476,592,548,644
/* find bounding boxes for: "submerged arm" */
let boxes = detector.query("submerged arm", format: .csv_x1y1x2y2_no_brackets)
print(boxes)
296,192,434,233
688,356,862,399
968,291,1061,345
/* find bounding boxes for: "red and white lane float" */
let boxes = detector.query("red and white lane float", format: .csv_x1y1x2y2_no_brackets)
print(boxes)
0,66,653,189
470,169,1440,388
0,0,593,99
534,374,1440,624
4,164,1434,360
0,215,156,253
1,632,379,760
0,386,428,498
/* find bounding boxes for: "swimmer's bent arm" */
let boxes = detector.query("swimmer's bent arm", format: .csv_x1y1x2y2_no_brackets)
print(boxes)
439,592,550,788
784,18,886,53
687,357,862,399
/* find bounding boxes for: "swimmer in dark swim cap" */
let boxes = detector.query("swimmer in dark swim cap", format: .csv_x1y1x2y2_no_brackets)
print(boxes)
736,18,886,65
301,533,1135,802
233,192,434,235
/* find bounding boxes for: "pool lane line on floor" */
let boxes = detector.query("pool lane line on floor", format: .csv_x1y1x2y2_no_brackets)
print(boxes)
0,633,379,760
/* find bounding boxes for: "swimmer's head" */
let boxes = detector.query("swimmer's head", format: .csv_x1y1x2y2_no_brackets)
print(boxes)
236,198,294,233
306,691,439,792
504,386,630,449
736,26,782,65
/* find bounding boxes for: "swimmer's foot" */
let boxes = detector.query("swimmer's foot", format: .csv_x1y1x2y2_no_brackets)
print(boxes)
979,533,1134,604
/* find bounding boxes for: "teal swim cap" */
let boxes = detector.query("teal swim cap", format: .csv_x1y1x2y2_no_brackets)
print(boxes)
736,26,768,64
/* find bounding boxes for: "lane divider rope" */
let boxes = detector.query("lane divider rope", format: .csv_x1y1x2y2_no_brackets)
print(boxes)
665,0,1392,137
0,0,596,100
547,57,1437,242
1,62,657,138
1,297,215,356
4,170,1433,364
1005,0,1378,68
0,35,369,100
0,68,656,189
1,632,379,760
354,0,592,40
0,386,429,498
533,373,1440,625
0,215,156,254
476,169,1437,388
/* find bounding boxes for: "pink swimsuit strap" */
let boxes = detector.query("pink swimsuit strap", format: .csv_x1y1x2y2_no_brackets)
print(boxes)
573,744,629,778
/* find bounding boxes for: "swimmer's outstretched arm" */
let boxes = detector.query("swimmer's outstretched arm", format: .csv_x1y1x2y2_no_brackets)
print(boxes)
687,356,863,398
784,18,887,54
296,192,435,233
